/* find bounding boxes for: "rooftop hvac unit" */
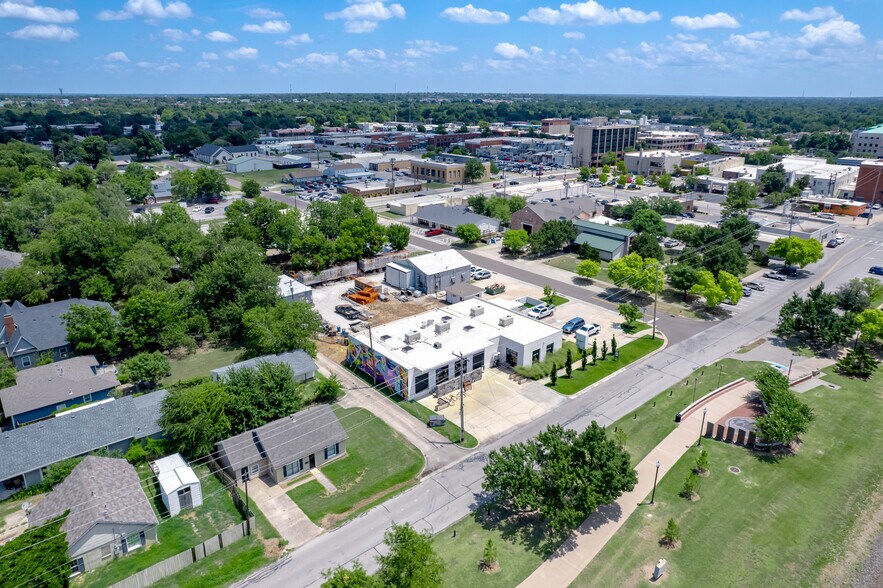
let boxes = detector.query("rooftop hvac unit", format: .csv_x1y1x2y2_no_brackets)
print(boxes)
403,330,421,344
435,322,451,334
469,306,484,317
420,319,435,329
499,315,514,327
433,342,443,349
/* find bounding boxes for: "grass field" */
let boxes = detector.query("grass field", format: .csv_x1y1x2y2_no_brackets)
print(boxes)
287,406,425,527
549,335,665,395
544,255,613,284
621,321,652,334
573,369,883,587
163,345,245,386
79,468,244,588
227,169,289,187
515,341,580,380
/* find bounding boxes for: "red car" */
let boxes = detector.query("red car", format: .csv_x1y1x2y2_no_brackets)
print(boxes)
424,229,444,237
207,197,221,204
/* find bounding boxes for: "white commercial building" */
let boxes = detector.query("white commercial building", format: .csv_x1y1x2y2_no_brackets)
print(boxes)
345,299,562,400
226,156,274,173
624,150,701,176
851,124,883,158
152,454,202,517
278,274,313,303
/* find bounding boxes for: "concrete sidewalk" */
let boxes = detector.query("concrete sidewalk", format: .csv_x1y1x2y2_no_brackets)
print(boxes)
519,380,757,588
249,476,322,549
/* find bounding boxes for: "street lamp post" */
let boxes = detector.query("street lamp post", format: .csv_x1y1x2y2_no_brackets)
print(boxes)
650,460,660,505
698,407,708,447
787,357,794,381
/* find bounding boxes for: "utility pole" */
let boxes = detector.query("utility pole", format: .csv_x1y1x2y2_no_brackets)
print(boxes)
453,351,466,443
652,264,660,340
367,323,377,384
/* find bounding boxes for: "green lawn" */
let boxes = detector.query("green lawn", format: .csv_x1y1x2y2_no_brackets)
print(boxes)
227,169,290,186
573,369,883,587
621,321,652,334
149,536,270,588
426,181,453,189
287,406,425,528
162,345,245,386
515,341,580,380
348,365,478,448
549,336,665,395
543,294,569,306
608,359,769,464
435,507,554,588
544,255,613,284
380,210,403,218
78,467,244,588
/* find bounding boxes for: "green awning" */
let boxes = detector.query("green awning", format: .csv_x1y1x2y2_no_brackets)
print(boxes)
574,232,624,253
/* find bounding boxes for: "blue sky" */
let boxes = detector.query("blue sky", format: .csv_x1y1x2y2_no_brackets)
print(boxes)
1,1,881,96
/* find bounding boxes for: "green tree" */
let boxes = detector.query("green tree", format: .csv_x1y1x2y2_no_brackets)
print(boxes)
242,300,323,357
662,518,681,547
681,472,701,499
502,228,529,253
767,236,823,268
618,303,641,326
455,223,482,243
657,173,673,190
193,167,229,197
375,524,445,588
760,164,788,194
113,240,174,296
635,175,645,186
171,168,197,202
482,423,637,534
480,539,499,571
81,136,110,166
578,166,591,181
718,270,743,304
723,181,758,214
95,159,119,184
116,162,155,202
690,270,726,307
591,339,597,364
754,374,814,446
315,374,343,402
0,511,70,588
464,158,486,183
704,142,721,155
628,209,667,237
565,348,573,378
702,238,748,277
608,254,661,294
855,308,883,343
836,344,878,378
62,304,120,359
580,348,587,370
121,288,192,351
671,224,702,247
0,359,17,389
695,449,709,475
601,339,608,360
776,284,854,348
133,128,164,160
528,220,576,255
467,194,488,215
550,362,558,385
224,362,307,431
629,232,664,261
666,263,699,301
834,279,871,313
576,259,600,279
160,380,232,457
610,335,617,357
321,562,378,588
720,214,759,247
118,351,170,389
577,242,600,261
386,224,410,250
241,178,261,199
599,172,608,184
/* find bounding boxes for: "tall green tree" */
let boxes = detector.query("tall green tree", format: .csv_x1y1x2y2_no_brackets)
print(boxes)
618,303,641,326
171,168,198,202
776,284,854,348
0,511,70,588
502,228,529,253
118,351,170,389
702,238,748,277
666,263,699,301
576,259,600,279
133,128,164,160
62,304,120,359
628,209,667,237
455,223,482,243
629,232,664,261
81,136,111,166
160,380,232,457
120,288,192,351
241,300,323,357
483,423,637,534
690,270,726,307
464,158,485,183
193,167,229,197
223,361,307,431
375,524,446,588
386,224,410,250
723,181,758,214
113,240,174,296
241,178,261,199
767,236,823,268
528,220,576,255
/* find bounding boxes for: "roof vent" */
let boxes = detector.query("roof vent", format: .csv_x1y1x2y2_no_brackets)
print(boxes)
420,319,435,329
404,330,421,344
402,345,414,353
499,315,514,327
433,342,443,349
463,325,475,332
380,334,392,341
469,306,484,317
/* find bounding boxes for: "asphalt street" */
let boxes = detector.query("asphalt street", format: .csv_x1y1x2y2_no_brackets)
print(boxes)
236,221,883,588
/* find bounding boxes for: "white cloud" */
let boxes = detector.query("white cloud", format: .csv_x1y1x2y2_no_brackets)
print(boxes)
7,23,77,40
225,46,258,59
346,48,386,61
242,19,290,34
285,52,340,67
137,61,153,68
441,4,508,25
247,7,283,19
98,0,192,21
798,16,863,46
563,31,585,39
494,42,529,59
727,31,770,50
201,51,218,60
164,43,183,52
781,6,839,22
276,33,313,47
103,51,130,62
520,1,660,26
205,30,236,42
325,1,405,34
160,27,199,41
403,39,457,58
606,37,725,68
0,1,78,23
671,12,739,30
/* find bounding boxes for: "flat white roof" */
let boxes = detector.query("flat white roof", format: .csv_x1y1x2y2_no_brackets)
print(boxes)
406,250,470,275
349,299,560,371
278,274,311,296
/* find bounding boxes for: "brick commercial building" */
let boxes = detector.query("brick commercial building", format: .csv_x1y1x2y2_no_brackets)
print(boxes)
427,132,481,149
541,118,571,135
855,160,883,206
573,122,639,167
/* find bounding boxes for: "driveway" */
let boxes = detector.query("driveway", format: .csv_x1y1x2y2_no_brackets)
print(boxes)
248,476,321,549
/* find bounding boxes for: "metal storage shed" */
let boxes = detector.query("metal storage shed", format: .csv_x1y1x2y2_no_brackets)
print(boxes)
152,454,202,516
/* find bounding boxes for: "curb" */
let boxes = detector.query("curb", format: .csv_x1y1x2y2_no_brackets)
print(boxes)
569,333,670,399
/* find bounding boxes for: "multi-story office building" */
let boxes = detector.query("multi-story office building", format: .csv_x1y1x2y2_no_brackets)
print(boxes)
851,124,883,158
541,118,571,135
573,122,639,167
640,130,700,151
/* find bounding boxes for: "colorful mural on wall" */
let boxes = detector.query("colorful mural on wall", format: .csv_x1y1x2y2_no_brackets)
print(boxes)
346,339,410,398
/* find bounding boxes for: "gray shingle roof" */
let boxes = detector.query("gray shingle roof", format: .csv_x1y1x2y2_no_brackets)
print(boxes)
414,205,501,230
210,350,317,381
0,355,120,418
0,298,114,360
216,405,347,474
194,143,226,158
573,219,636,238
0,390,167,481
28,456,158,547
226,144,259,154
0,249,23,270
523,201,593,222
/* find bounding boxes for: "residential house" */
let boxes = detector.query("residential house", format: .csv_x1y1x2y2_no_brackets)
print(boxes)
413,204,501,235
226,156,274,173
572,220,636,261
28,456,158,574
210,350,318,382
0,391,166,498
0,299,115,370
227,120,244,132
509,201,594,235
0,355,120,427
215,405,348,484
384,249,471,295
152,454,203,517
0,249,23,270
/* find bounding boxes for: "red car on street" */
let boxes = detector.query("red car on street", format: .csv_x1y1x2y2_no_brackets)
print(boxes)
424,229,444,237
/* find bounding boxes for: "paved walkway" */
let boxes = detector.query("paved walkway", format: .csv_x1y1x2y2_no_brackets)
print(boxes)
310,469,337,493
519,380,757,588
249,476,322,549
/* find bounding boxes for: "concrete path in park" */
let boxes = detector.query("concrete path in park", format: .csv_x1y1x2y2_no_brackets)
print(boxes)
519,380,756,588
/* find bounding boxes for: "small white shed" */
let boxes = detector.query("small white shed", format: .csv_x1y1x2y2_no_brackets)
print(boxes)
152,454,202,516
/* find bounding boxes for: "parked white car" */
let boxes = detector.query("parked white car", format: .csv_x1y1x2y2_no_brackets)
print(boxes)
527,304,555,319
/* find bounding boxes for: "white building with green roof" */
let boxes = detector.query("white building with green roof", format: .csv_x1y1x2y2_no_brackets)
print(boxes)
852,124,883,158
